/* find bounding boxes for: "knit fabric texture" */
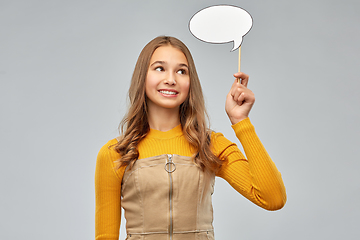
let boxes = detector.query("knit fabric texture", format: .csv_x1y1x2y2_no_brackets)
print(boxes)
95,118,286,240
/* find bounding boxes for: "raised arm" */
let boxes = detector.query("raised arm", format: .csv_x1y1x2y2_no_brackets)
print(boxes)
215,72,286,210
214,119,286,210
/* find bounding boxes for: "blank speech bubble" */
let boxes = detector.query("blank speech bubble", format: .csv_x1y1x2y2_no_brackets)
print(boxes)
189,5,253,51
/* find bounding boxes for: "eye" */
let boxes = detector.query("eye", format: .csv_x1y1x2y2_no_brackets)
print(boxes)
155,66,164,72
177,69,187,75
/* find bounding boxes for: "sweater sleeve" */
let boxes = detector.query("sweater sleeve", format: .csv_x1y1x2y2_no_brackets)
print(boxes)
214,118,286,210
95,140,126,240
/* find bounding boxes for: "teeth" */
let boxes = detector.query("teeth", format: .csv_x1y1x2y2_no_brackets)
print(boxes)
159,90,177,95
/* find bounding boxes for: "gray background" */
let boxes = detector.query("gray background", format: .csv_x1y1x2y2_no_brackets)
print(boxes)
1,0,359,239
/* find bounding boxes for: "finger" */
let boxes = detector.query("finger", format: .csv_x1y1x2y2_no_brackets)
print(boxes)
240,76,249,87
232,78,239,87
233,72,249,87
237,92,245,105
232,87,242,101
241,89,256,105
233,72,242,78
232,85,245,102
226,90,235,103
230,79,239,95
230,80,241,95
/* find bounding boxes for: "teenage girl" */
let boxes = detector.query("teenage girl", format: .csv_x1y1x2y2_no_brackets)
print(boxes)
95,36,286,240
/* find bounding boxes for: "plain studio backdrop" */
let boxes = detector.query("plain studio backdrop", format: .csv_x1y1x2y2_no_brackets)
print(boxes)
1,0,359,239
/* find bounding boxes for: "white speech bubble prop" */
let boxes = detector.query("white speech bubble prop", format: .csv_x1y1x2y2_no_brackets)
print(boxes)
189,5,253,52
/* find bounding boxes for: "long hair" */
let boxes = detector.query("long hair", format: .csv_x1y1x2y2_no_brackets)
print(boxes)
113,36,222,172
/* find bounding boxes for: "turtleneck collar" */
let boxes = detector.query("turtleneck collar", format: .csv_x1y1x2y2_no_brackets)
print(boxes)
146,124,183,139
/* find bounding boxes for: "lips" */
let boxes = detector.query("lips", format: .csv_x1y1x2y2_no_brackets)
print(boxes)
158,89,178,95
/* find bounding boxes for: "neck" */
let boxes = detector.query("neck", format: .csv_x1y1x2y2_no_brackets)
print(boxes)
147,106,181,132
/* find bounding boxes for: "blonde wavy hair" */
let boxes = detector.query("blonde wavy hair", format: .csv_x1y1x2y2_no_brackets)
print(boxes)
113,36,222,172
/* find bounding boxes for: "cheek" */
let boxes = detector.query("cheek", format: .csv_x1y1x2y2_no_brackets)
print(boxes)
182,81,190,95
145,73,157,93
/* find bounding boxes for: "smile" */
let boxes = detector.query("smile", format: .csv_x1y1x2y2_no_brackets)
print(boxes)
159,90,178,95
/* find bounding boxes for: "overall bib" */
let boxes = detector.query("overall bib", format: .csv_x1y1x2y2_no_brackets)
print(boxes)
121,154,215,240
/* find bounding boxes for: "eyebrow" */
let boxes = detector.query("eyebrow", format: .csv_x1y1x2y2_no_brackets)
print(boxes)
150,61,189,69
179,63,189,69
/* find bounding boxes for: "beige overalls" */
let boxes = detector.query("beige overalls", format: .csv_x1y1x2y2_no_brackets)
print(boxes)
121,154,215,240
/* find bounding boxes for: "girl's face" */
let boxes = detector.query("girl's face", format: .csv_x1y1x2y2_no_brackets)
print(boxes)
145,45,190,111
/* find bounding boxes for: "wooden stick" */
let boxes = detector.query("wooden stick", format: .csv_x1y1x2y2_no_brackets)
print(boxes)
238,46,241,72
238,46,241,83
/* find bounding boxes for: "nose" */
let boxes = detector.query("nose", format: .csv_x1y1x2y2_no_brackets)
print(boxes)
164,72,176,85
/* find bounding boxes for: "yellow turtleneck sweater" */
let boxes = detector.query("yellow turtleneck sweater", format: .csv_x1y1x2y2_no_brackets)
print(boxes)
95,118,286,240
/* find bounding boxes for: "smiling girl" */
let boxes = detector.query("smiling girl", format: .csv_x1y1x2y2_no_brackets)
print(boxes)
95,36,286,240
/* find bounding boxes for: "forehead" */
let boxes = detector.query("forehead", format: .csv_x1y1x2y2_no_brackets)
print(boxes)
150,45,188,64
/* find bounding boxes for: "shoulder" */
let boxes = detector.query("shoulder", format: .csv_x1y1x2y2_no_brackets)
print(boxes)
96,138,125,180
210,131,238,157
210,131,231,145
97,138,119,160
